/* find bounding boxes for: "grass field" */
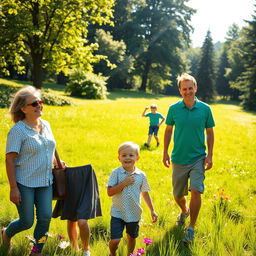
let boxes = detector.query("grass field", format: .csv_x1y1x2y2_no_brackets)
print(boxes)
0,83,256,256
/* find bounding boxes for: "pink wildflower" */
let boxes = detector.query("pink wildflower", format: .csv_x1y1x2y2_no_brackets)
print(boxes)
130,253,138,256
137,248,145,254
57,234,65,239
143,238,153,244
31,244,39,253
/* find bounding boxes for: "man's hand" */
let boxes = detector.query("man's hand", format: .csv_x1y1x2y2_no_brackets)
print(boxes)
163,152,170,168
204,155,213,170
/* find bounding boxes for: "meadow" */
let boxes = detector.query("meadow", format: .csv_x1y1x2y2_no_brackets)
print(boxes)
0,86,256,256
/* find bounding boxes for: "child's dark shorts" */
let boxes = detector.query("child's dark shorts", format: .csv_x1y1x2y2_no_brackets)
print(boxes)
148,125,159,136
110,216,139,239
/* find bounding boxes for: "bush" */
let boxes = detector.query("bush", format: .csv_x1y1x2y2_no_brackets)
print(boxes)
41,90,73,106
0,79,73,108
0,80,22,108
66,70,108,99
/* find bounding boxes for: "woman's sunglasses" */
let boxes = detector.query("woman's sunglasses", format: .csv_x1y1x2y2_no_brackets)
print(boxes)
26,100,44,107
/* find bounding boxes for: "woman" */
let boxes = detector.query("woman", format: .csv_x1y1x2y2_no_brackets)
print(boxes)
2,86,56,256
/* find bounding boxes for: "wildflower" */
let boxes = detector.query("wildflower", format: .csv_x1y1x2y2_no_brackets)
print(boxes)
130,253,138,256
26,235,36,243
58,241,70,249
219,189,225,197
45,232,54,238
143,238,153,244
137,248,145,254
58,234,65,240
38,236,47,244
31,244,39,253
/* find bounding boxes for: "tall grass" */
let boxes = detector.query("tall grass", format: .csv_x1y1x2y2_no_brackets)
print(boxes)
0,85,255,255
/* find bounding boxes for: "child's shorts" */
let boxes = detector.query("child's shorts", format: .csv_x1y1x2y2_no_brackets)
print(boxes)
148,125,159,136
110,216,139,239
172,158,205,198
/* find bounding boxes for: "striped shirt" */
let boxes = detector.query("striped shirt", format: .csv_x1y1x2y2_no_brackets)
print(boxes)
108,166,150,222
6,119,56,188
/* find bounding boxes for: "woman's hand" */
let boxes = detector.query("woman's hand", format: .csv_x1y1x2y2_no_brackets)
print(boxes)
10,186,21,205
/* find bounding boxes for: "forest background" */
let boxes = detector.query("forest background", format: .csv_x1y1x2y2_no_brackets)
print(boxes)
0,0,256,110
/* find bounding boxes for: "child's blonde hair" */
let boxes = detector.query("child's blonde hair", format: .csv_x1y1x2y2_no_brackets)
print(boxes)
177,73,197,88
118,141,140,156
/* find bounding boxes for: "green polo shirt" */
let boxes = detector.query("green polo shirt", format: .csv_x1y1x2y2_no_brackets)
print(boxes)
166,98,215,165
145,112,165,126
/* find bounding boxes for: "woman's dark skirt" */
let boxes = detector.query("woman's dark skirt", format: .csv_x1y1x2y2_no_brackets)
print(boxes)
52,164,102,221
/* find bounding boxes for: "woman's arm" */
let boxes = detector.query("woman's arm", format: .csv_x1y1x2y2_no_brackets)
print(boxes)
6,152,21,205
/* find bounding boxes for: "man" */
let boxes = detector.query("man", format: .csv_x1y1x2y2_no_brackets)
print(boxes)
162,73,215,243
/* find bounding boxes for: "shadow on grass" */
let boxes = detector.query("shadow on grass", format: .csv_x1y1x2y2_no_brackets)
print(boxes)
140,144,158,151
146,225,192,256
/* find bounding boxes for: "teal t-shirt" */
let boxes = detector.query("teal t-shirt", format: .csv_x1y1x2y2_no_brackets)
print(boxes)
145,112,165,126
165,98,215,165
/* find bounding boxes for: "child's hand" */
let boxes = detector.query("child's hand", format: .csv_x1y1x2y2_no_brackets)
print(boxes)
151,211,158,223
145,106,149,110
123,175,135,186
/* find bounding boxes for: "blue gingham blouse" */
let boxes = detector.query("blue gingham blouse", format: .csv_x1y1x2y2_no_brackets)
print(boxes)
6,119,56,188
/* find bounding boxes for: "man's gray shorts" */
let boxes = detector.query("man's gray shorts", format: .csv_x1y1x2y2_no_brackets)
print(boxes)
172,158,205,198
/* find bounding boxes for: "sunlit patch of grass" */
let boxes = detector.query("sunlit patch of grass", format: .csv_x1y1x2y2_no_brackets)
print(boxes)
0,85,255,255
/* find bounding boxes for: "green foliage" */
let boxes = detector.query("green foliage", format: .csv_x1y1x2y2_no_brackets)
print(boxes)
0,0,114,88
0,79,22,108
234,8,256,111
91,0,195,92
66,70,108,99
215,45,232,98
196,30,217,102
41,90,73,106
0,79,73,108
93,29,135,89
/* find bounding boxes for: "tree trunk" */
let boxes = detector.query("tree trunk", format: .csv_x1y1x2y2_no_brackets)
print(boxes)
32,53,43,89
140,58,151,91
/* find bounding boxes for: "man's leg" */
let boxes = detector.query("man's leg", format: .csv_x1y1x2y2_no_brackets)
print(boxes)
189,190,201,228
67,220,79,251
77,219,90,252
174,196,189,214
126,234,136,256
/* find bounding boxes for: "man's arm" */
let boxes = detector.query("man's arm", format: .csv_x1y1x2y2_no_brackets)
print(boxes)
142,106,149,117
162,125,173,168
141,192,158,222
204,127,214,170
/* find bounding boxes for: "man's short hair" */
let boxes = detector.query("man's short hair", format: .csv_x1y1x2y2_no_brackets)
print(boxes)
177,73,197,88
118,141,140,156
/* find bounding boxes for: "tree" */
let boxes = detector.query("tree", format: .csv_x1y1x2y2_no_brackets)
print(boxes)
224,24,243,100
216,45,231,98
196,30,216,102
0,0,114,88
133,0,195,92
93,29,134,89
235,6,256,110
